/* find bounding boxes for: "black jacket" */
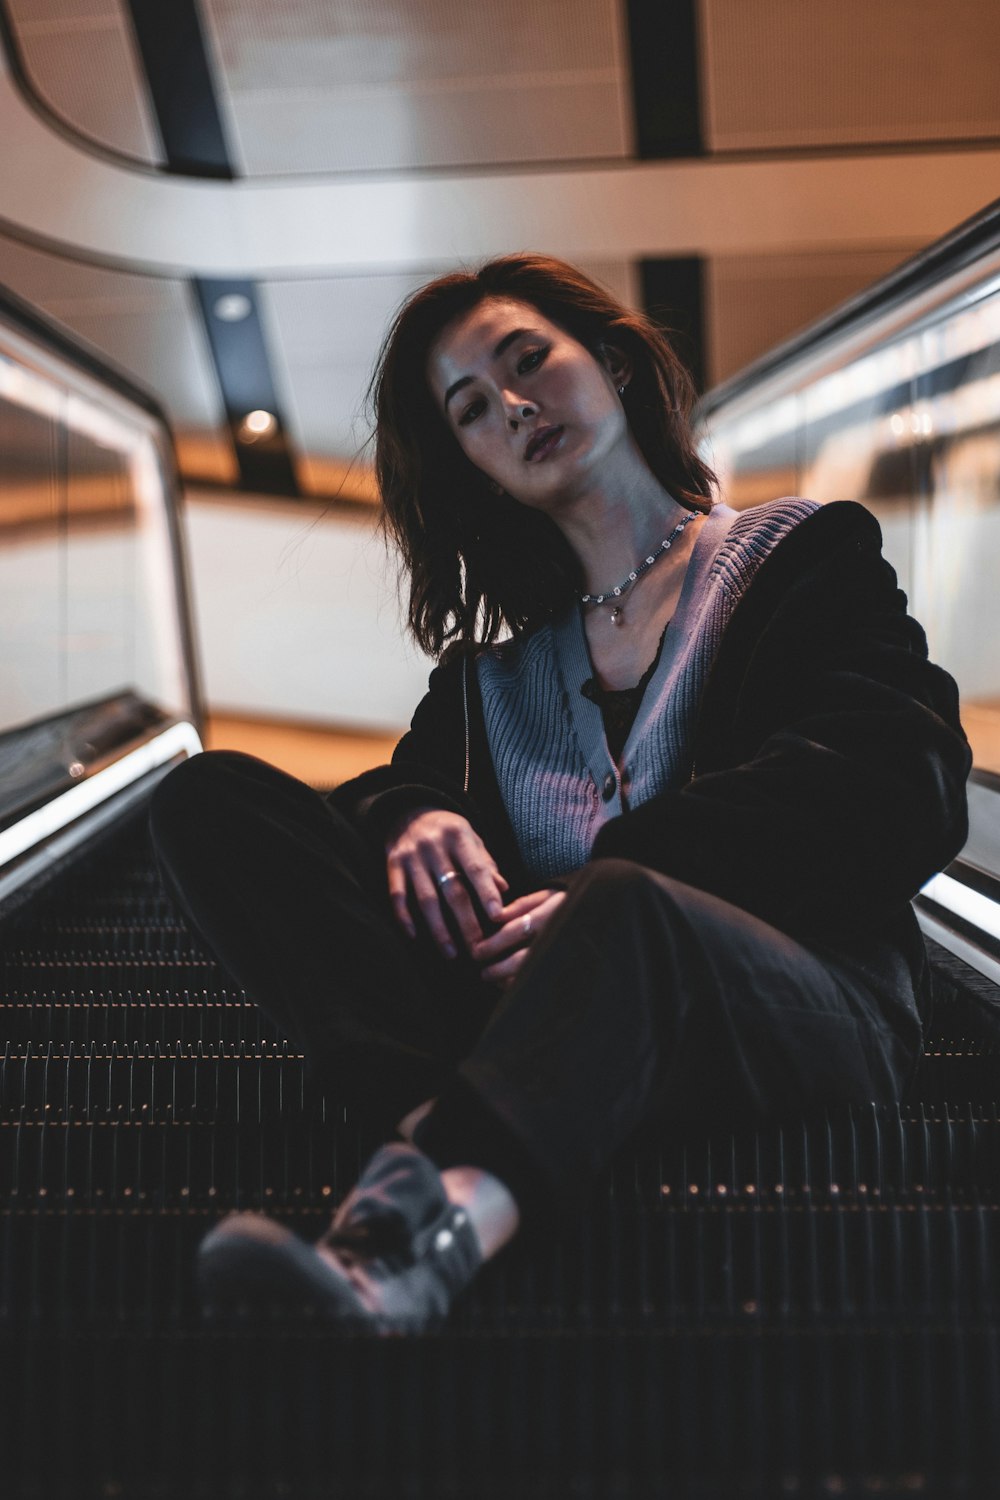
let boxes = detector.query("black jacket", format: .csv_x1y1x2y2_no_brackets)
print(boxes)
330,502,971,1024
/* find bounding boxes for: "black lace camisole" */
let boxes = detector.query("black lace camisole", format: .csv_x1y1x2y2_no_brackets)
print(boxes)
580,623,670,764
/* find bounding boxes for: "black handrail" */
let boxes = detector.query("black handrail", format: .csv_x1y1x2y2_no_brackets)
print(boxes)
696,194,1000,422
0,279,168,426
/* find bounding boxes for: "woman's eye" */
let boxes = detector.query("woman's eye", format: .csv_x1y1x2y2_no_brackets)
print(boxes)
518,347,547,374
459,398,485,427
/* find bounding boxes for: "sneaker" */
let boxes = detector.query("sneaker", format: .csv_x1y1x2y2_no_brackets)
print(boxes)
197,1142,482,1332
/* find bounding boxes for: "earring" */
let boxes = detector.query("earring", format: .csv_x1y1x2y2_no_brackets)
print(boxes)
618,385,626,397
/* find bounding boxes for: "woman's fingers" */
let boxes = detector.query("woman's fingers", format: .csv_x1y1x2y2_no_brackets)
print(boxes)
477,917,533,965
452,826,508,923
393,851,498,957
496,888,556,920
384,809,509,957
407,862,460,958
473,889,565,965
423,826,509,954
481,947,529,986
432,867,490,953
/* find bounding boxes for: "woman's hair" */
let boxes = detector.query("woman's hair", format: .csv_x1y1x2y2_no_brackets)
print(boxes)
368,252,718,659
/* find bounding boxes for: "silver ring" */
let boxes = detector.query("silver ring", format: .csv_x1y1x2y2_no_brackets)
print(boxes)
436,870,458,887
522,915,532,938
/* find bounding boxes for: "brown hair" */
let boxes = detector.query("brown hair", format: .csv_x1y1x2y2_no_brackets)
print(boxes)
369,253,718,659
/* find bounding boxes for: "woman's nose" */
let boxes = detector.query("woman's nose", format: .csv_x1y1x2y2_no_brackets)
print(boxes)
505,397,537,430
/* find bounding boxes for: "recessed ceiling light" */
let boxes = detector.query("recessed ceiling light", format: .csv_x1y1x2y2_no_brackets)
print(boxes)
214,293,252,322
238,409,277,442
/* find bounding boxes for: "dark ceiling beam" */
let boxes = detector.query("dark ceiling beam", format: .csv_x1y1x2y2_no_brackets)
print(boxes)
123,7,301,497
624,0,704,159
640,257,707,399
625,0,710,393
194,279,300,499
124,0,233,178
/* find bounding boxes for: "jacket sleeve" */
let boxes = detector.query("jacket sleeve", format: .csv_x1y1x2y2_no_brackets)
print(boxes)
325,657,476,846
590,506,972,940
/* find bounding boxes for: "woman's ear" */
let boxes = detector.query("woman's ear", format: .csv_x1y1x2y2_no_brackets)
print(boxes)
599,341,632,392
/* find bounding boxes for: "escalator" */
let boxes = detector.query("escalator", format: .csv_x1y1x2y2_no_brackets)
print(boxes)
0,814,998,1496
4,209,1000,1494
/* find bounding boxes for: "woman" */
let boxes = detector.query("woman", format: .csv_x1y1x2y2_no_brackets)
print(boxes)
150,254,971,1332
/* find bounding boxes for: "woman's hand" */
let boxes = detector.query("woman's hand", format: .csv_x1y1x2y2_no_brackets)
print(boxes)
385,807,508,959
470,888,566,988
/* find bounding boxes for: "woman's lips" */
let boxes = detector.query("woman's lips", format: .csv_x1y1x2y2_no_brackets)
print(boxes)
525,425,564,462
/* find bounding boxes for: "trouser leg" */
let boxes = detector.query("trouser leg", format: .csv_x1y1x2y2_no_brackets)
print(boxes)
416,859,920,1221
149,751,498,1130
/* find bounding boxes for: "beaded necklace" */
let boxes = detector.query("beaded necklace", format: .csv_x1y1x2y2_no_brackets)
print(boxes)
579,510,698,625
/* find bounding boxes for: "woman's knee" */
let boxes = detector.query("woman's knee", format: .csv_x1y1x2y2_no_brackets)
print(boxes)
543,858,695,979
149,750,368,899
563,857,676,917
149,750,261,856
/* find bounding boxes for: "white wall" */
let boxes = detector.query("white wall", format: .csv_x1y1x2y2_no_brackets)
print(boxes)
182,491,433,733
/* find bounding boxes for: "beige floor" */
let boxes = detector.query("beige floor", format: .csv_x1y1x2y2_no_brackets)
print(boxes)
203,713,399,787
962,704,1000,777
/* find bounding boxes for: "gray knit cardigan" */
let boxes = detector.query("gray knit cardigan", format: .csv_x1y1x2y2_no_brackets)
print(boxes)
476,499,819,881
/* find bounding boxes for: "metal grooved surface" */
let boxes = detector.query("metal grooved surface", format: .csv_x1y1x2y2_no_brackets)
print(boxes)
1,819,999,1498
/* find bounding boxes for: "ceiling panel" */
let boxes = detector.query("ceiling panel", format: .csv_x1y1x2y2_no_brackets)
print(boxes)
203,0,622,91
226,74,627,176
0,232,236,483
701,0,1000,151
6,0,123,19
201,0,632,174
4,0,163,164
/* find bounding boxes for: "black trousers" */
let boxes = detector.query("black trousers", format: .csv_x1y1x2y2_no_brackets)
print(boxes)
149,751,920,1226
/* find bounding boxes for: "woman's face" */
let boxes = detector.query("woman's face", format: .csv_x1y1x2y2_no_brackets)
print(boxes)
426,296,629,511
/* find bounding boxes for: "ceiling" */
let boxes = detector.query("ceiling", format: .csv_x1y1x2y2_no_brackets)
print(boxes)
0,0,998,502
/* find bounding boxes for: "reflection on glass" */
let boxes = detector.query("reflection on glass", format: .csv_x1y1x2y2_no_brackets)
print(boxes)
0,310,196,829
699,392,800,511
802,359,918,605
0,363,62,725
914,319,1000,776
699,282,1000,774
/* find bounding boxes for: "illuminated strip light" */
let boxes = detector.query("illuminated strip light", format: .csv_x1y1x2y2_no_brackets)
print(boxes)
715,289,1000,457
920,871,1000,945
0,722,202,870
0,349,156,454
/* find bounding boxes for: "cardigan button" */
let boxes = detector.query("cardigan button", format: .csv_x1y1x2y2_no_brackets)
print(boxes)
602,773,617,801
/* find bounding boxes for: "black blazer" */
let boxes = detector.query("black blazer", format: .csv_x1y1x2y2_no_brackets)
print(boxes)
330,502,971,1023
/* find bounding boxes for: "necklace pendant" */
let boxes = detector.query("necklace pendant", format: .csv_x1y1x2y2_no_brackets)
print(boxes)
610,605,624,626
